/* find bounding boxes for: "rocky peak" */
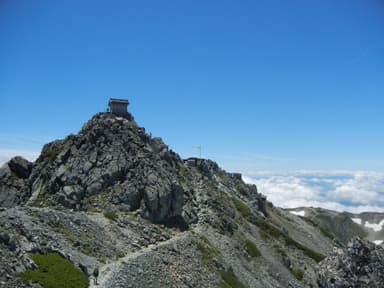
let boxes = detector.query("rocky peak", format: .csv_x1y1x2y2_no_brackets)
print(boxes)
0,111,268,231
0,113,189,226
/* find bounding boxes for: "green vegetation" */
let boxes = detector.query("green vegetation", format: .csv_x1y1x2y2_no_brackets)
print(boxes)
45,146,61,162
259,230,269,239
284,235,325,263
316,213,367,244
103,211,118,221
301,217,335,240
245,239,261,258
220,270,246,288
291,269,304,281
200,235,212,245
253,218,325,263
274,246,288,257
196,236,221,266
237,187,249,198
273,246,304,281
254,218,283,238
19,253,88,288
318,226,336,240
232,198,251,218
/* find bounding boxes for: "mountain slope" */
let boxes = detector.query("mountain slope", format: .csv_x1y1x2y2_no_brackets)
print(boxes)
0,111,382,288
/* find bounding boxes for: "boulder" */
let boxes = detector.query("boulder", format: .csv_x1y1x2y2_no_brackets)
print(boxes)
8,156,32,179
0,165,30,207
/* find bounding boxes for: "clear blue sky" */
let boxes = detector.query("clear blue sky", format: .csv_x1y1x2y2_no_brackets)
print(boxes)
1,0,384,173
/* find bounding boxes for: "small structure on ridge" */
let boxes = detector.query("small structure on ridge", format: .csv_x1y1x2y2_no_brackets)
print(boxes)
108,98,129,114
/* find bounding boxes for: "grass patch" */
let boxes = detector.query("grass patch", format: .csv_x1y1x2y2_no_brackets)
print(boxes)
253,218,325,263
274,246,288,257
103,211,118,221
245,239,261,258
220,270,246,288
19,253,88,288
232,198,251,218
284,236,325,263
199,235,212,246
254,218,282,238
45,147,61,162
237,187,249,198
259,230,269,239
291,269,304,281
196,236,221,266
318,227,336,240
301,217,335,240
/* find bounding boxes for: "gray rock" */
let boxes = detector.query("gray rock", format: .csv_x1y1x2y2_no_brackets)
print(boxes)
317,237,384,287
8,157,32,179
0,164,30,207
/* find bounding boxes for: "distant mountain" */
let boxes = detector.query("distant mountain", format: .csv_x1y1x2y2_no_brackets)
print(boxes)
1,110,383,288
287,207,384,246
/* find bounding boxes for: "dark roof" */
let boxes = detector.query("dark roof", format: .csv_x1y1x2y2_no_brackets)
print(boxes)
109,98,129,105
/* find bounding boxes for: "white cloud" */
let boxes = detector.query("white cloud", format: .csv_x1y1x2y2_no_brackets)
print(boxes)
243,171,384,213
0,148,40,166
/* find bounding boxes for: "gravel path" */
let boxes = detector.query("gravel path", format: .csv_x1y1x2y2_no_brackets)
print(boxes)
88,231,188,288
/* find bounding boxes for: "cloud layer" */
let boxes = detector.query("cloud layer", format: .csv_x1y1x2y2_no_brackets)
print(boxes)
243,170,384,213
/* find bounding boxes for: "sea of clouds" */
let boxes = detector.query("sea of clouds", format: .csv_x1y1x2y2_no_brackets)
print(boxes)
243,170,384,213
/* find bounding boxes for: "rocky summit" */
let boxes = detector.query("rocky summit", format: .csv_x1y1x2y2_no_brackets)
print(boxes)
0,111,383,288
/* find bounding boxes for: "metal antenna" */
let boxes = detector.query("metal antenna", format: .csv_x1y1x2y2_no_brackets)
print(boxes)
193,145,202,158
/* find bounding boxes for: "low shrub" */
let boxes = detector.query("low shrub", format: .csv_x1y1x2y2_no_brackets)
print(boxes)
253,218,325,262
103,211,118,221
245,239,261,258
237,187,249,198
291,269,304,281
196,236,221,266
301,217,335,240
220,270,246,288
232,198,251,218
45,147,61,162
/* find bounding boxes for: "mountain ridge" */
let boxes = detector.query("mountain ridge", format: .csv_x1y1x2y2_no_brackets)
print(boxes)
1,111,383,288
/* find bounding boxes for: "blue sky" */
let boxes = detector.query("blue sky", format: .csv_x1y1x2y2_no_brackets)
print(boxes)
1,0,384,173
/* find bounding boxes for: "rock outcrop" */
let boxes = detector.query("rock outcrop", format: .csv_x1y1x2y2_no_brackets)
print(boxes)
1,113,190,225
317,237,384,287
